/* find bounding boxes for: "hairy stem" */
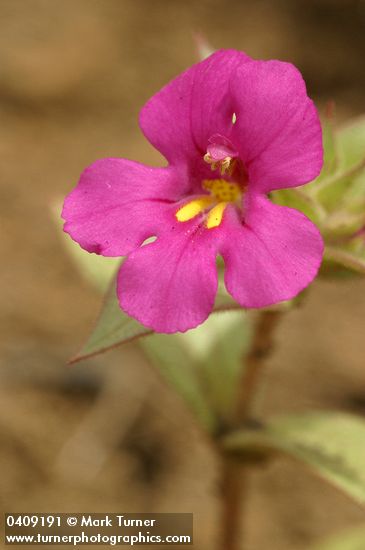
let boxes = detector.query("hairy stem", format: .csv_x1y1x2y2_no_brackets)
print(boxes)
220,456,246,550
235,310,284,423
220,309,284,550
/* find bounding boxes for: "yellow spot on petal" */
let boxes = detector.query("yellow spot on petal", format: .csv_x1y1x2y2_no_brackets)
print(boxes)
176,196,214,222
202,179,241,203
206,202,229,229
176,179,242,229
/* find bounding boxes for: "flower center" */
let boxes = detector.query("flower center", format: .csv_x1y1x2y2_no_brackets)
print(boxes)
176,178,242,229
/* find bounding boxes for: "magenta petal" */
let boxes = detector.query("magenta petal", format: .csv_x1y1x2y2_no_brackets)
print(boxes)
62,159,187,257
117,223,218,333
230,60,323,192
139,49,250,165
220,194,324,307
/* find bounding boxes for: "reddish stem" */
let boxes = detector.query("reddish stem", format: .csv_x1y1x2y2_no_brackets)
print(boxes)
220,310,284,550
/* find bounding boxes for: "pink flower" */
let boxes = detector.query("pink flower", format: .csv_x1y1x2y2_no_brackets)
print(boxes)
62,50,324,333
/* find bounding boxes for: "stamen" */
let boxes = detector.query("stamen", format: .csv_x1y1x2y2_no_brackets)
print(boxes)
221,157,234,175
204,153,236,176
175,180,242,229
176,196,214,222
203,152,218,171
206,202,229,229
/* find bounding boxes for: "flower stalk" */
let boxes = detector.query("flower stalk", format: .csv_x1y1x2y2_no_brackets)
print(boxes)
220,309,285,550
235,310,284,424
220,455,246,550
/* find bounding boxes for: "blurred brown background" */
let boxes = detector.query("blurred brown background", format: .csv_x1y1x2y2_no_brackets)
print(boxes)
1,1,365,548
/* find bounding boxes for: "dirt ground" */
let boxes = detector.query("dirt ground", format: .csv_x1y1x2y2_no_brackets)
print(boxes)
1,1,365,549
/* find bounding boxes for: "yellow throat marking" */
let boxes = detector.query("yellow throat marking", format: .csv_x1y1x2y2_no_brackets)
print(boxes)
176,179,241,229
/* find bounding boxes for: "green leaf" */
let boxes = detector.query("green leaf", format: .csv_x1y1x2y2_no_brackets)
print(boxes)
141,332,216,431
311,527,365,550
271,187,321,224
141,310,251,431
71,281,152,363
316,165,365,214
337,116,365,169
194,311,251,422
223,412,365,505
324,247,365,277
